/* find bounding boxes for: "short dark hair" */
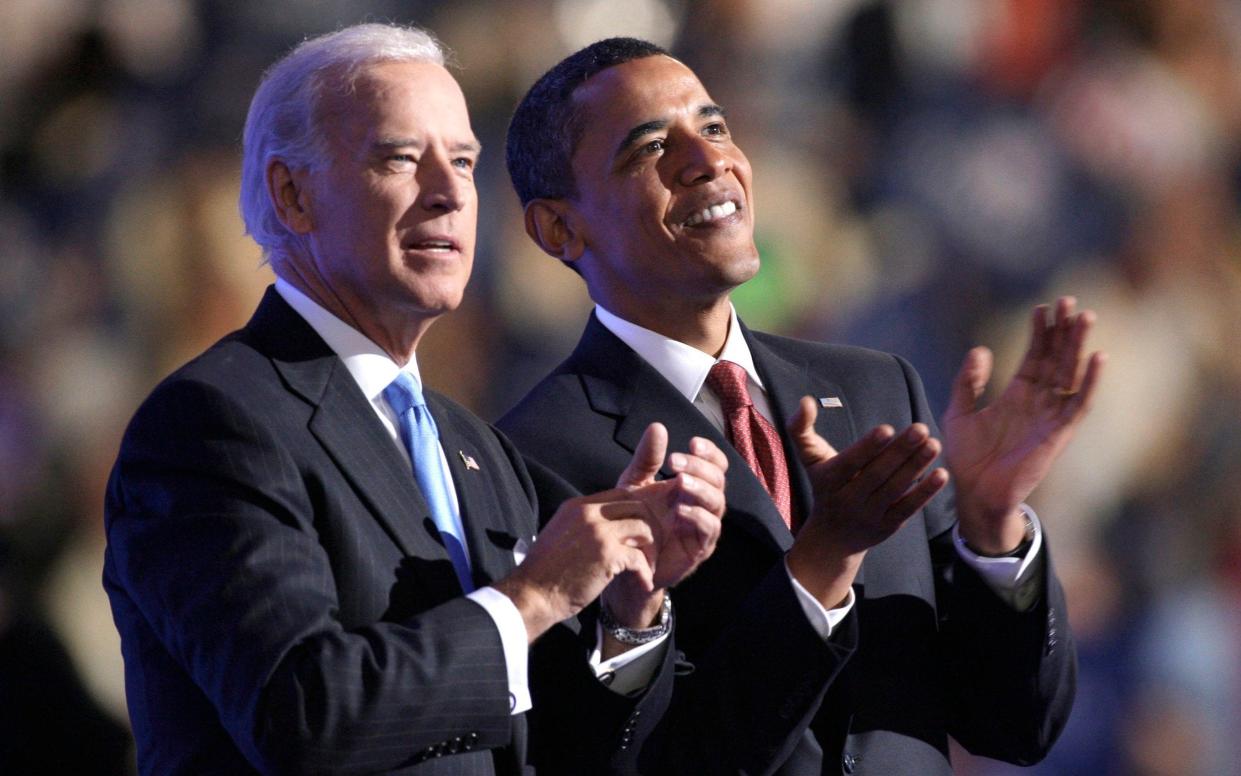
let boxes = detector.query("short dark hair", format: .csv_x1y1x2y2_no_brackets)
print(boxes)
506,37,669,206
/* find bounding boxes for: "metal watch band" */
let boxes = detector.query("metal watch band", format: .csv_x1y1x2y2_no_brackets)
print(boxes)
599,591,673,646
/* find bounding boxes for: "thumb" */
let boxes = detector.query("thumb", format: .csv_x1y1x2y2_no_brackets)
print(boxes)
945,347,992,422
618,422,669,489
788,396,837,466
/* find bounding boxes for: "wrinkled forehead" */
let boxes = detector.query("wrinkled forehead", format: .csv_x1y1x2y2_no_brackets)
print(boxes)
317,60,473,144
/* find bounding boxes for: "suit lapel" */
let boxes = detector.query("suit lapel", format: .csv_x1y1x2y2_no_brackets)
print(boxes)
744,327,864,584
431,400,522,588
250,288,453,567
571,314,793,554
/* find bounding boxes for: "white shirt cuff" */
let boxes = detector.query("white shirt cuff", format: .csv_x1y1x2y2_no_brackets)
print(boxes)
468,586,531,715
785,558,856,641
588,622,671,696
953,505,1045,609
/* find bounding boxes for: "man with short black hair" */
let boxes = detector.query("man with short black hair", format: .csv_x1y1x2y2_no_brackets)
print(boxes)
500,38,1101,775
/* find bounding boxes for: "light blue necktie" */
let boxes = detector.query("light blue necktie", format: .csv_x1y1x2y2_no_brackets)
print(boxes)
383,371,474,592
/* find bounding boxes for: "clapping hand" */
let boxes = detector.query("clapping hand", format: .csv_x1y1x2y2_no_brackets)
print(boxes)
785,398,949,608
615,423,727,589
942,297,1105,554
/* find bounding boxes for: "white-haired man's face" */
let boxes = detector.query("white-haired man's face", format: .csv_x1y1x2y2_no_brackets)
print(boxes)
279,60,480,344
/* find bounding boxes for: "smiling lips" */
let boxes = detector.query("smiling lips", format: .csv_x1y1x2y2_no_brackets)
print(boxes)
406,237,459,253
683,199,738,227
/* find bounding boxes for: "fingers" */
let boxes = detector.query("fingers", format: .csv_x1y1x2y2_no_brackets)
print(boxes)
673,503,722,546
1052,308,1094,393
667,436,728,492
870,433,941,507
597,500,657,543
618,422,669,489
885,467,950,523
1004,296,1100,399
945,347,992,421
814,424,896,492
1013,304,1050,384
1060,350,1106,420
789,396,839,466
663,469,725,518
848,424,936,504
615,547,655,592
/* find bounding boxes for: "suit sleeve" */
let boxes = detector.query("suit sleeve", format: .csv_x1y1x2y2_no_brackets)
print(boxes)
518,455,678,776
519,454,841,776
898,355,1077,764
105,378,513,774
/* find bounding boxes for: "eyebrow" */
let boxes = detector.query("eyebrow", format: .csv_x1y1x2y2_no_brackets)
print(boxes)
612,104,726,160
372,138,483,155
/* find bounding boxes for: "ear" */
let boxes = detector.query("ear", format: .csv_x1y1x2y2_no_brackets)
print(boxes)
266,159,314,235
524,199,586,264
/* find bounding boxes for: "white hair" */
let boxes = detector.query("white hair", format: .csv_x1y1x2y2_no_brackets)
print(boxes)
239,23,448,264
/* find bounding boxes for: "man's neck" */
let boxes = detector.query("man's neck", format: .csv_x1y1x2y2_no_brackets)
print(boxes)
594,294,733,357
277,266,432,366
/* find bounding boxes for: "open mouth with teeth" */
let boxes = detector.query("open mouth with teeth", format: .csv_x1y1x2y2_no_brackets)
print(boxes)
683,200,739,227
407,240,457,253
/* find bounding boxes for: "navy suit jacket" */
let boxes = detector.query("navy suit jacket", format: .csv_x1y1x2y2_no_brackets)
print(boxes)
498,313,1076,776
103,289,665,775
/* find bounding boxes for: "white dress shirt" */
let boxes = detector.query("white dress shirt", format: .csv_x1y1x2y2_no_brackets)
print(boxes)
594,303,1045,639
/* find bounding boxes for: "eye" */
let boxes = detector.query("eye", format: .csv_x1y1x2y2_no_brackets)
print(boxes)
642,138,666,154
704,122,728,136
452,156,476,171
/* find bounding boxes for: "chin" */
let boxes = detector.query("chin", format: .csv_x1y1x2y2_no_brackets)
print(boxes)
720,249,761,285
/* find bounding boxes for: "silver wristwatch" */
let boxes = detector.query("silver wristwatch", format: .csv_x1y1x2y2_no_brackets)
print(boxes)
599,591,673,645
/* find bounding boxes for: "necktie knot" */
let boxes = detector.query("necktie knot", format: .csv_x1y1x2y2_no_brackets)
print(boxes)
707,360,754,412
383,371,426,416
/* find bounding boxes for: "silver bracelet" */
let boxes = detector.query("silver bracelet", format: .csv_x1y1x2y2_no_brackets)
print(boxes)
599,592,672,646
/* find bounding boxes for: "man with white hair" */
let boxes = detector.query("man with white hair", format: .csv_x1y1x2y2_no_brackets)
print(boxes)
103,24,726,775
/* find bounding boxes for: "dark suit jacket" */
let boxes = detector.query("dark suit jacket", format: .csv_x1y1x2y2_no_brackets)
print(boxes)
103,289,665,776
498,313,1076,776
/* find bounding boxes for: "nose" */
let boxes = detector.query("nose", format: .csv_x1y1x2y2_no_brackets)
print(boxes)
677,134,730,186
417,152,468,212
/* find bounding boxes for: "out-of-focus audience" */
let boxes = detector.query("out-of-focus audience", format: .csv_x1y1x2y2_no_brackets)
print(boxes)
2,1,1238,773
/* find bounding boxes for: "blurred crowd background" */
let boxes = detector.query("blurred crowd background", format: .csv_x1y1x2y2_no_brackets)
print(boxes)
2,0,1240,773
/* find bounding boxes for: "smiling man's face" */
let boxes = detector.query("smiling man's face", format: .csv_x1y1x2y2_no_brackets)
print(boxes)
563,55,760,316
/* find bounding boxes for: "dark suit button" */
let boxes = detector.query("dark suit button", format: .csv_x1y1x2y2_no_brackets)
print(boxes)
466,732,479,744
632,709,641,718
599,671,616,687
843,752,858,773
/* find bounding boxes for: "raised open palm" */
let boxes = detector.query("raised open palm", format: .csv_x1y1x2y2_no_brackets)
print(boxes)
942,298,1105,550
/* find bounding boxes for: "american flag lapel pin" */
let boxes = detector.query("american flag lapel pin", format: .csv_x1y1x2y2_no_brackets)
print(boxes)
459,450,480,471
819,397,844,408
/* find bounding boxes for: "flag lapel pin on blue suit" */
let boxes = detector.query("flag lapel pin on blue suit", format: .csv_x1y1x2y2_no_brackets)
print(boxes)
458,450,480,471
819,397,844,408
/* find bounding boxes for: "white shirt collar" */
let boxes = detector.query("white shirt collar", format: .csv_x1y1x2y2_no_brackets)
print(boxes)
274,277,423,401
593,302,764,403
